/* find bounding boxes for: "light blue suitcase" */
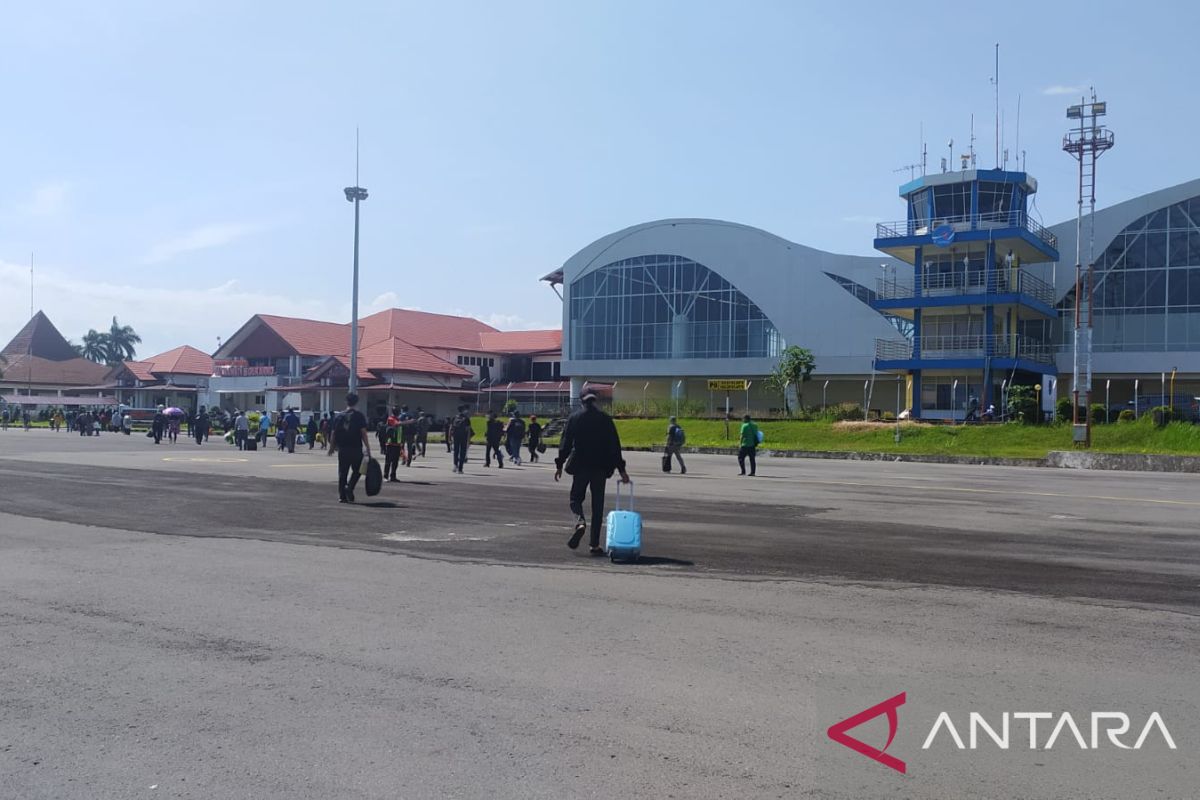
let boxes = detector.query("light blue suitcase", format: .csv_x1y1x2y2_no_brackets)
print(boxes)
605,482,642,563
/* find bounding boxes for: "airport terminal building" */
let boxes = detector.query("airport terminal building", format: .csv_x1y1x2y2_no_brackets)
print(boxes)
546,176,1200,419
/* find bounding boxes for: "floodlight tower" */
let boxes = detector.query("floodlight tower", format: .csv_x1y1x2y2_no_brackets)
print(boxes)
344,131,368,395
1062,92,1114,447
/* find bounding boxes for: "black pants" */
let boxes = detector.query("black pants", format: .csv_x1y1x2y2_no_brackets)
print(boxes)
338,448,364,499
417,432,427,456
402,437,415,466
285,429,296,454
195,428,205,445
485,441,503,466
445,432,453,452
235,430,247,450
738,445,757,475
452,435,470,470
569,470,608,549
528,441,539,462
153,426,163,444
384,445,401,479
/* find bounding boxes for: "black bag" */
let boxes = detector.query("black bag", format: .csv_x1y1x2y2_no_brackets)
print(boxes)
364,457,383,496
244,437,258,451
537,441,547,454
662,452,672,473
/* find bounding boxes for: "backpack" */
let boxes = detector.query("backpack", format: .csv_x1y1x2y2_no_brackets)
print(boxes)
508,418,525,438
671,425,686,446
452,414,471,437
333,411,357,447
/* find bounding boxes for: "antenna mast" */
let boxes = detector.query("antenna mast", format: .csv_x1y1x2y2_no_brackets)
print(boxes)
1063,91,1115,448
992,43,1000,168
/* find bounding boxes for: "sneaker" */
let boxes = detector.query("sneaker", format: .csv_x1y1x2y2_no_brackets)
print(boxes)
348,491,356,502
681,467,687,475
567,518,587,550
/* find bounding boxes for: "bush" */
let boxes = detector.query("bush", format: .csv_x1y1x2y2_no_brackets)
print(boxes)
1150,405,1174,427
1055,397,1073,423
1007,384,1040,424
1090,403,1108,424
818,402,864,421
1118,409,1136,423
502,399,519,415
882,411,896,422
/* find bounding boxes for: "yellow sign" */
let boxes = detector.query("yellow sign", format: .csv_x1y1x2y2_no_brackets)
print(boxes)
708,379,748,391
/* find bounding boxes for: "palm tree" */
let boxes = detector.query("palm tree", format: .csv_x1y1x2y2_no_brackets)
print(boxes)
105,317,141,363
81,329,109,363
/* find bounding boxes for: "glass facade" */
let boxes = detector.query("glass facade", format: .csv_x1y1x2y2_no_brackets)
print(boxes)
824,272,913,338
1058,195,1200,351
568,254,781,360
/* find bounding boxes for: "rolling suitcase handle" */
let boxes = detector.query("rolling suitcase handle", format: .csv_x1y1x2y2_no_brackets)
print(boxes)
615,480,634,512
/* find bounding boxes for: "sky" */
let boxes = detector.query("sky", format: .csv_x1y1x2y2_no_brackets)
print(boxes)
3,0,1198,357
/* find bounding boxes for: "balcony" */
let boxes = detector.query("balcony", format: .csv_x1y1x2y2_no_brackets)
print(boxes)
874,334,1055,365
875,269,1056,307
875,211,1058,253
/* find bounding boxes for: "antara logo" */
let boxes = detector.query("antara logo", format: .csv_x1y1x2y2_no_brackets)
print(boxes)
828,693,1178,774
827,692,908,774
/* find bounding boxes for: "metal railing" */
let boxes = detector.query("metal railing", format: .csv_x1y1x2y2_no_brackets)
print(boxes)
875,269,1056,306
874,334,1054,364
875,211,1058,251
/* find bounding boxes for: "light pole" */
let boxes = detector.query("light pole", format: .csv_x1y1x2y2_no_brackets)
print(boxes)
1105,378,1111,424
344,171,368,394
894,375,902,442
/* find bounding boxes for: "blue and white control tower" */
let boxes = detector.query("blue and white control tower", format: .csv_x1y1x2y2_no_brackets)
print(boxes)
871,169,1060,420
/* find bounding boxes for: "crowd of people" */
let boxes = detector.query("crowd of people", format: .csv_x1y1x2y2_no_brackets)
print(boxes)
7,395,766,557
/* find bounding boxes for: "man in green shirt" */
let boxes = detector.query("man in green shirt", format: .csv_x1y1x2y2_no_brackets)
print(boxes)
738,414,760,476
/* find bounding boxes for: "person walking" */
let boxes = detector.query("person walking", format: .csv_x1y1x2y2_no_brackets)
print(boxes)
193,406,210,446
450,405,473,473
443,415,454,453
484,411,504,468
283,407,301,454
526,415,543,463
383,409,402,481
738,414,760,477
234,410,250,450
328,392,371,503
415,408,429,456
258,411,272,447
306,413,318,450
665,416,687,474
167,414,180,444
505,411,525,466
151,407,165,445
554,392,631,555
397,405,417,467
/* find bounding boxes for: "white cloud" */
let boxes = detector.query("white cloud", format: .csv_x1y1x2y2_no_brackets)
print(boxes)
0,258,338,357
143,222,266,264
21,181,71,217
447,309,557,331
1042,85,1086,96
841,214,882,224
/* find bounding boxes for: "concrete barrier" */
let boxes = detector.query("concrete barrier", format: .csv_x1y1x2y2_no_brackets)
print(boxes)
1045,450,1200,473
626,445,1200,473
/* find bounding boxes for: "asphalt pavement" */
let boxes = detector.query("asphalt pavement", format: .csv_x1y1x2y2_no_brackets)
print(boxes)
0,429,1197,799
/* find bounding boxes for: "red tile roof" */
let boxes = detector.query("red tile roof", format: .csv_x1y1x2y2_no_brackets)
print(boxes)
2,311,82,361
119,361,159,382
478,329,562,355
0,353,111,386
360,309,498,351
257,314,352,357
143,345,213,376
358,338,470,377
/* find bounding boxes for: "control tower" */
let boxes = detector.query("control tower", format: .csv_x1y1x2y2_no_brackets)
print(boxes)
871,169,1059,421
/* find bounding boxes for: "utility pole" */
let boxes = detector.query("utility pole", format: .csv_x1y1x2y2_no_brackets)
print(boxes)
1063,92,1114,448
344,129,369,395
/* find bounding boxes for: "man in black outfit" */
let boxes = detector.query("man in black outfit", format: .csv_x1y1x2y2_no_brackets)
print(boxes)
450,405,473,473
554,392,631,555
328,393,372,503
484,411,504,467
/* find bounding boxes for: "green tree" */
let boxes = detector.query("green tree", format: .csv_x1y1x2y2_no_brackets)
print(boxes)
81,329,109,363
105,316,141,363
769,346,816,414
